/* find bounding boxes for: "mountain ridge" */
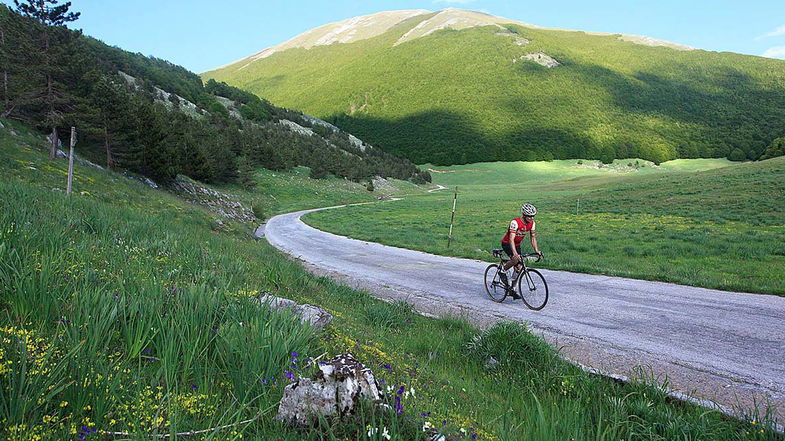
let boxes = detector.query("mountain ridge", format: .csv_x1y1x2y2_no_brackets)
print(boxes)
204,8,785,166
217,8,694,73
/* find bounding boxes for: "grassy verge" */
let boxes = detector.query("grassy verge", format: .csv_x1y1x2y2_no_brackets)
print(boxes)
1,120,782,439
305,159,785,295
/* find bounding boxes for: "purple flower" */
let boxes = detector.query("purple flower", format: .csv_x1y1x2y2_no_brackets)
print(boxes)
442,420,447,426
397,385,405,395
191,384,197,391
394,395,403,415
291,351,298,358
285,371,294,381
382,363,393,373
261,378,268,385
420,412,431,418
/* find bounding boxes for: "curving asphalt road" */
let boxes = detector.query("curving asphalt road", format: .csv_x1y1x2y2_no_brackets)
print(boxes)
263,204,785,421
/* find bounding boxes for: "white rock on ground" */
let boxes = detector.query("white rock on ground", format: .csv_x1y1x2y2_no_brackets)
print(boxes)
256,293,333,330
276,354,384,426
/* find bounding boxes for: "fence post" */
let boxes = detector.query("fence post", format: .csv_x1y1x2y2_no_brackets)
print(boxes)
447,186,458,248
66,127,76,196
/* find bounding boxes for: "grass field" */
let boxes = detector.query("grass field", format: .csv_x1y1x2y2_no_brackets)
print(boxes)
306,158,785,295
1,119,782,439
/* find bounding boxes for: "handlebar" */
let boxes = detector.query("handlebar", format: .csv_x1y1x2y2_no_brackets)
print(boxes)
521,252,543,262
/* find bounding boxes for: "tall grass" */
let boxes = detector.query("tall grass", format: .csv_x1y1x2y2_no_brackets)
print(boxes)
1,125,782,439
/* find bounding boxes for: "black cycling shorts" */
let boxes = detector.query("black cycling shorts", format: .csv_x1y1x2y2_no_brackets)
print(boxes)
501,242,521,258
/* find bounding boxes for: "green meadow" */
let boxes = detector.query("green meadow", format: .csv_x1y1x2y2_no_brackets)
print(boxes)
1,120,782,439
306,158,785,295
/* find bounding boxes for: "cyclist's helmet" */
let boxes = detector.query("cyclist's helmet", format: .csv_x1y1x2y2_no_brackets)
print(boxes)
521,203,537,217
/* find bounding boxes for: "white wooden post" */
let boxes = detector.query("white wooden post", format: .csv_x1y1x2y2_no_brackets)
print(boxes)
447,186,458,248
66,127,76,196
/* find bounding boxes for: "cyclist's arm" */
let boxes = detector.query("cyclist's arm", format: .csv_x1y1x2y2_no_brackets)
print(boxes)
508,231,521,262
530,230,541,255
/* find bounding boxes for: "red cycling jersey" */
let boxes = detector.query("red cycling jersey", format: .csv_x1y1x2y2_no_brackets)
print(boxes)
501,218,535,245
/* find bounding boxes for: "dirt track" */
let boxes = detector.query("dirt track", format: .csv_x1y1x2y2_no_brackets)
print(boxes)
263,205,785,422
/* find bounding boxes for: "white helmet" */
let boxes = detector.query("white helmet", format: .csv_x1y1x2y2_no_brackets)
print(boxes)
521,203,537,217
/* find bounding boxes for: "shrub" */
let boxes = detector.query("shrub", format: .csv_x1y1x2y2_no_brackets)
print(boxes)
251,204,265,220
728,148,746,161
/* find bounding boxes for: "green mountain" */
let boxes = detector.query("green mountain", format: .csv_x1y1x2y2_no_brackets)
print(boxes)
204,8,785,165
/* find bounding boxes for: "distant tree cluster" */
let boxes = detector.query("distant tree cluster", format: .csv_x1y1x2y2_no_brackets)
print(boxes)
760,137,785,160
0,3,429,185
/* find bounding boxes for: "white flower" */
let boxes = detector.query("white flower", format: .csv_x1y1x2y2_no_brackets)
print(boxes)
422,421,433,432
382,426,391,440
367,425,378,437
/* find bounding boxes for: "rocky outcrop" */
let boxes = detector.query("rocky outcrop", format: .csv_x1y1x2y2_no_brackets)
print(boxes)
255,293,333,330
169,175,256,222
514,52,561,68
275,354,384,426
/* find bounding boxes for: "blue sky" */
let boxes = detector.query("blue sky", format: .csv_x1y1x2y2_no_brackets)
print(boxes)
4,0,785,72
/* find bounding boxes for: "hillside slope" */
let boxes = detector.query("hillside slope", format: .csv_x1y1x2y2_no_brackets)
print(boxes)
205,8,785,165
0,5,428,186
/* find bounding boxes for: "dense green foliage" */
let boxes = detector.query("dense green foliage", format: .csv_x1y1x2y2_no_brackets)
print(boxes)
206,19,785,165
307,158,785,295
761,137,785,160
2,120,781,440
0,4,429,185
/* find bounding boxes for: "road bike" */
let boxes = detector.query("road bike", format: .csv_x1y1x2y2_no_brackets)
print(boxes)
484,250,549,310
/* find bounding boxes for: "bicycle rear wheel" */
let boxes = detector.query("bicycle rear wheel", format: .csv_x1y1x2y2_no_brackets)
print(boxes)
484,264,507,303
517,269,548,310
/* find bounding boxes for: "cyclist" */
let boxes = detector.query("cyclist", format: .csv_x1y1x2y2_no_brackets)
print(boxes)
500,203,543,296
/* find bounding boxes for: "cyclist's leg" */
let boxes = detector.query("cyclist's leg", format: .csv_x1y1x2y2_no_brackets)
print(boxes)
502,242,518,270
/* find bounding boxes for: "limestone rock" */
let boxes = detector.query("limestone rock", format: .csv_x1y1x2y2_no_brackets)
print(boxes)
514,52,561,68
276,354,384,426
256,293,333,331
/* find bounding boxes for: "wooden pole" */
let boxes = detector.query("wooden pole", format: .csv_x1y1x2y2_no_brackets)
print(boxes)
66,127,75,196
447,186,458,248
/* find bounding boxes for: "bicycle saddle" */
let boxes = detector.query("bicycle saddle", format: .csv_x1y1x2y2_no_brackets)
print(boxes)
492,249,503,257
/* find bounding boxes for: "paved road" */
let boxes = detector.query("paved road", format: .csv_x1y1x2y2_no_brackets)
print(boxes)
264,205,785,421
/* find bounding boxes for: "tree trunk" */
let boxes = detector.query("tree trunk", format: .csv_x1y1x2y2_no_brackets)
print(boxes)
104,125,113,169
50,126,58,159
1,26,8,113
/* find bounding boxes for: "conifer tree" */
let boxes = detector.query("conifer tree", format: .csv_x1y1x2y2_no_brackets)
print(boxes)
13,0,79,158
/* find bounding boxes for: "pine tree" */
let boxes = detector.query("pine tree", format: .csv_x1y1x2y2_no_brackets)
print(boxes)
13,0,79,158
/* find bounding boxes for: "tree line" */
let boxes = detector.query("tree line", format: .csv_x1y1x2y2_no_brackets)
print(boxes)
0,2,430,185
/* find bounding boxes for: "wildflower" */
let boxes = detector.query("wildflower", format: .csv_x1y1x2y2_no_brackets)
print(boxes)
422,421,434,431
291,351,298,358
261,378,268,385
285,371,294,381
367,425,378,437
420,412,431,418
381,427,391,440
191,384,198,391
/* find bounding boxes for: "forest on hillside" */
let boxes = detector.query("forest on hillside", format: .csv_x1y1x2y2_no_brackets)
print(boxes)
206,21,785,165
0,4,430,185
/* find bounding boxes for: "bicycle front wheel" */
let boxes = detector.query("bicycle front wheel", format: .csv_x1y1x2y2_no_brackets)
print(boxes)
484,264,507,303
517,269,548,310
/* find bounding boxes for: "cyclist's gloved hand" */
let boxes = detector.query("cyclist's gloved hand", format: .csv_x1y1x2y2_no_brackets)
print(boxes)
537,251,544,260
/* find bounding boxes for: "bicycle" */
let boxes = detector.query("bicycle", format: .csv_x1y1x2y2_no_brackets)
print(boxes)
484,250,549,310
